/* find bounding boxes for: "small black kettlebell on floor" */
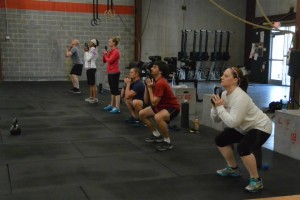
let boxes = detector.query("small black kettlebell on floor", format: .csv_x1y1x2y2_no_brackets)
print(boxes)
10,118,21,135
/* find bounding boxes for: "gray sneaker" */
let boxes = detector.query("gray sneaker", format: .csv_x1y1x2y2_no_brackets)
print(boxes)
216,166,241,177
245,178,263,193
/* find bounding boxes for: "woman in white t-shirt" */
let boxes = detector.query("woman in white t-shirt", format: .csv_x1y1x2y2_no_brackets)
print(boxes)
211,67,272,193
84,39,99,103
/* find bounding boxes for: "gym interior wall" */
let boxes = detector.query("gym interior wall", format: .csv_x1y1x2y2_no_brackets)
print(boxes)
0,0,135,81
140,0,246,67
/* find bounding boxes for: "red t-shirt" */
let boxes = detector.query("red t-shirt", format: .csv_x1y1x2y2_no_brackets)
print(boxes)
153,77,180,112
103,48,120,74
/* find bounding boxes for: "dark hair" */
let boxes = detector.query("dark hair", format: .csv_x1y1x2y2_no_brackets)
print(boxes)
131,67,141,76
231,67,248,93
112,36,121,46
91,39,99,47
154,61,169,78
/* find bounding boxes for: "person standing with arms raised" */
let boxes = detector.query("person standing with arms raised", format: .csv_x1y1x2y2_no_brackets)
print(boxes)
65,39,83,94
103,37,121,114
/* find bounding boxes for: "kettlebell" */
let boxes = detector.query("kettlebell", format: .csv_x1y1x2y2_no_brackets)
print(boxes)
10,118,21,135
211,86,223,105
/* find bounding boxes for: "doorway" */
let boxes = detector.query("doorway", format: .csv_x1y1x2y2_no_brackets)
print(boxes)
269,26,295,86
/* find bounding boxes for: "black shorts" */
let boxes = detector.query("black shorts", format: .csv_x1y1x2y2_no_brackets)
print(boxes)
108,72,120,95
152,106,180,122
86,68,96,86
215,128,271,156
70,64,83,76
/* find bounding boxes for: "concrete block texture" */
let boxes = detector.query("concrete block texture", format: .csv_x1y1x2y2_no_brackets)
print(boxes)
0,0,134,81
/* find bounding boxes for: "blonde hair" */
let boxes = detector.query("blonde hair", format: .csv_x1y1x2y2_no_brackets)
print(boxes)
112,36,121,46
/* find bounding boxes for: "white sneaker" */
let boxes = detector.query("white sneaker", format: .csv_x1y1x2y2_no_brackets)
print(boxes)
85,97,92,102
89,99,99,104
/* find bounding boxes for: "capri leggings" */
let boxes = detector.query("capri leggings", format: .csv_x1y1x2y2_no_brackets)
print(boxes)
108,72,120,95
215,128,270,156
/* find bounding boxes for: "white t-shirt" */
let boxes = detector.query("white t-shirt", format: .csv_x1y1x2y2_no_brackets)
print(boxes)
210,87,272,134
84,47,98,69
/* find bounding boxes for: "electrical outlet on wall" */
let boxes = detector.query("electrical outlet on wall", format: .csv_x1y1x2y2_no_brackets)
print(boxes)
5,35,10,40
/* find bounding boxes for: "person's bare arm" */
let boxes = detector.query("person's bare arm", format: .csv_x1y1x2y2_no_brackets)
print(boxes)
146,78,161,107
65,46,72,57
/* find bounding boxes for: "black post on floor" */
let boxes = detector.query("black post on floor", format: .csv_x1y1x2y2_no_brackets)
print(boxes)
181,100,189,128
98,83,103,93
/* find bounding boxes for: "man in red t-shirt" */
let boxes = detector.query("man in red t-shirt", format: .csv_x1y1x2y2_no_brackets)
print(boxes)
139,61,180,151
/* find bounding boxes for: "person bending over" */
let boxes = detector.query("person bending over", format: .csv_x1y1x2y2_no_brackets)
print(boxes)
84,39,99,104
139,61,180,151
211,67,272,193
65,39,83,94
121,67,145,124
102,36,121,114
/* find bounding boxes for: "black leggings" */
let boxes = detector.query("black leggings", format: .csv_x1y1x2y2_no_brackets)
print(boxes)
215,128,270,156
108,73,120,95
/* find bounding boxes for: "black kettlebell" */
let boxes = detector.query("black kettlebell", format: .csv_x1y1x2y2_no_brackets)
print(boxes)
10,118,21,135
211,86,223,105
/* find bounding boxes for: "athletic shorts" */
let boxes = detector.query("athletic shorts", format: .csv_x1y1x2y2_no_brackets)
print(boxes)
215,128,270,156
70,64,83,76
152,106,180,122
86,68,96,86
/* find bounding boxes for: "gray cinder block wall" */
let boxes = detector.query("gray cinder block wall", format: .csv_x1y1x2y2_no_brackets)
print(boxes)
0,0,135,81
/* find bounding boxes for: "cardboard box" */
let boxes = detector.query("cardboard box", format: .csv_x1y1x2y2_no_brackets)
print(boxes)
274,110,300,160
172,87,196,115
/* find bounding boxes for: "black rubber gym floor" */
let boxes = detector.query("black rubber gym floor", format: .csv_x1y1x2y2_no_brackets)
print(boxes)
0,82,299,200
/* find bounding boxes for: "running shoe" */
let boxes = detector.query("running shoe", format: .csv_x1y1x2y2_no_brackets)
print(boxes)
73,88,82,94
216,166,241,177
104,105,113,111
245,178,263,193
110,107,120,114
125,116,139,123
89,99,99,104
85,97,93,102
144,135,164,143
156,141,174,151
69,88,76,93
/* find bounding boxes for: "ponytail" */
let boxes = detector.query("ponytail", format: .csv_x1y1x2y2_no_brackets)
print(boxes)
112,36,121,46
231,67,248,93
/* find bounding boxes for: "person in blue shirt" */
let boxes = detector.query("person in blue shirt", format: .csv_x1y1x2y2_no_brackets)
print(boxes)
121,67,145,123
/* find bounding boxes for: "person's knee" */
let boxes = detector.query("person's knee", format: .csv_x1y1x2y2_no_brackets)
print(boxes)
237,144,251,156
154,113,166,122
139,109,146,120
133,100,143,109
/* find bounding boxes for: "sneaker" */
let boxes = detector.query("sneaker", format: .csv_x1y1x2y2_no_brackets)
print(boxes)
104,105,113,111
89,99,99,104
110,107,120,114
156,141,174,151
133,122,146,128
216,166,241,177
73,88,82,94
125,116,139,123
245,178,263,193
144,135,164,143
85,97,93,102
69,88,76,93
